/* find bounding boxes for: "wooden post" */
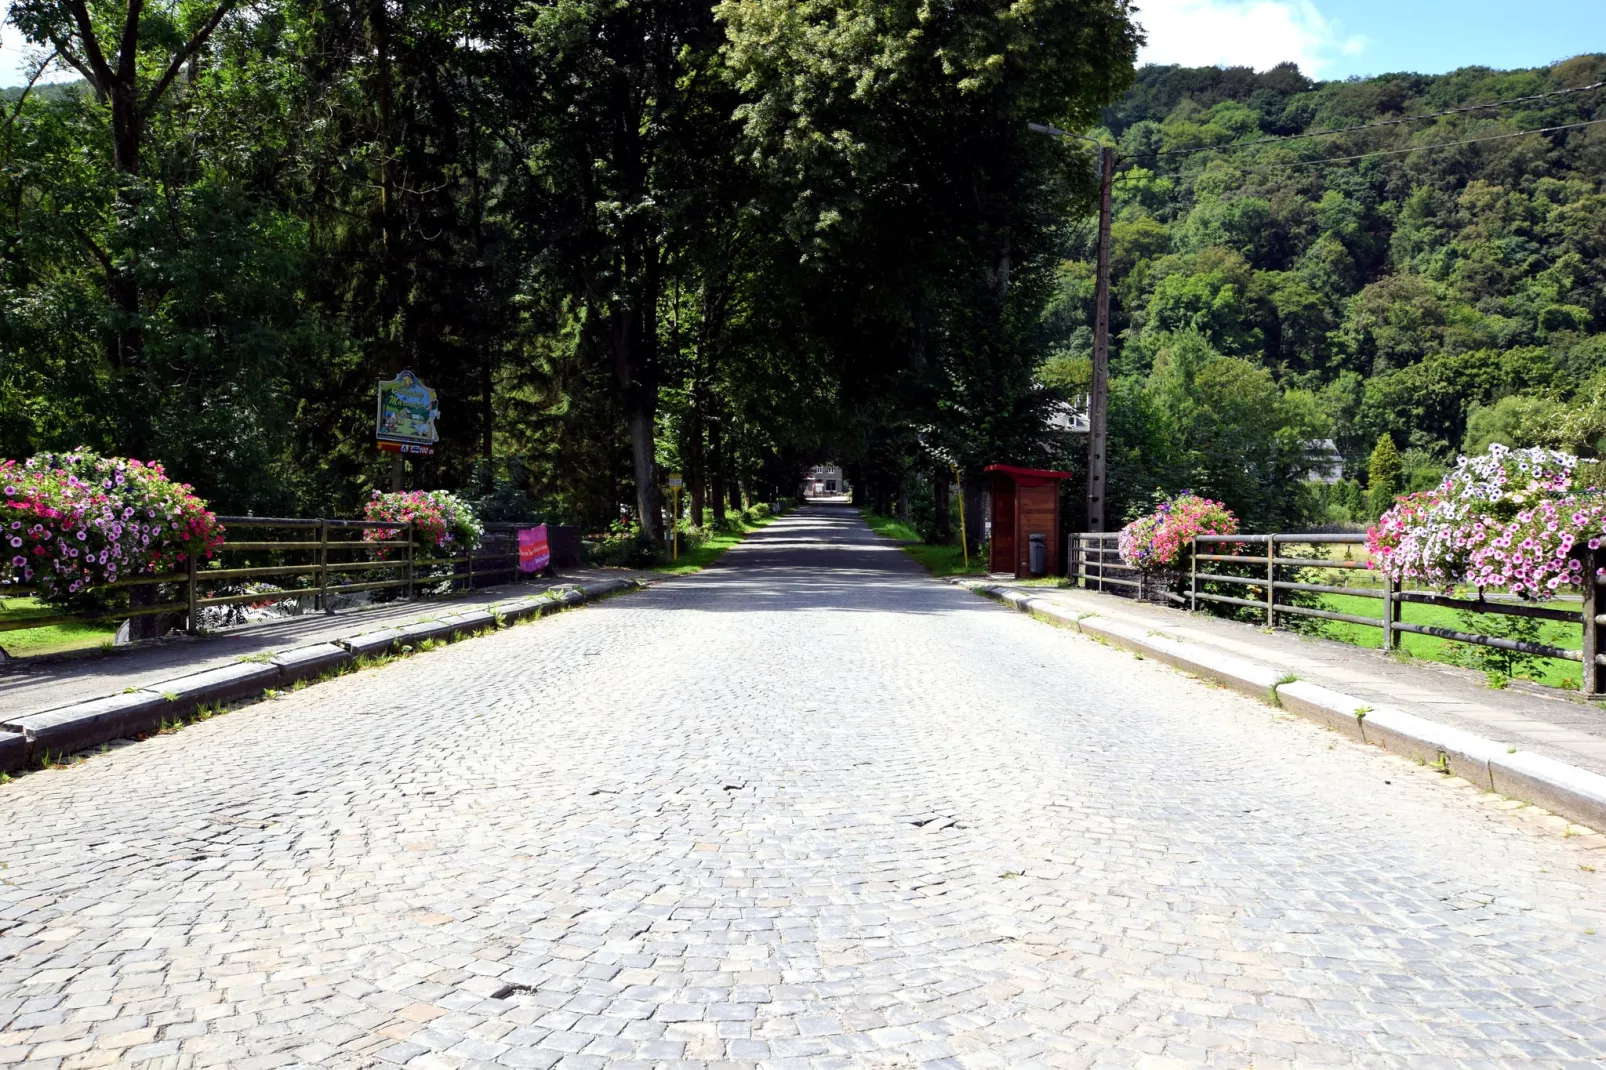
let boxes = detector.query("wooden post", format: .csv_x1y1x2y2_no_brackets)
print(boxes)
1266,535,1276,626
317,519,329,613
1086,146,1113,534
1382,575,1399,652
952,467,968,571
467,537,475,591
405,522,415,600
186,553,199,634
1189,538,1198,613
1584,547,1604,698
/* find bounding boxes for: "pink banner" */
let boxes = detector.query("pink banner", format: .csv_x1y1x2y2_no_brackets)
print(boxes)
518,525,550,573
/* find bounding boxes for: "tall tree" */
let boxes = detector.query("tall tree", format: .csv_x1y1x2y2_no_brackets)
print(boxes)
9,0,243,380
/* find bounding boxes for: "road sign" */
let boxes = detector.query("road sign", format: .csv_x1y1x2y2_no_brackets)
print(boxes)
666,472,684,489
376,369,440,456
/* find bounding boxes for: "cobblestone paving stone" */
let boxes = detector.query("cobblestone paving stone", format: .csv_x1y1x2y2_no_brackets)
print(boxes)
1,505,1605,1069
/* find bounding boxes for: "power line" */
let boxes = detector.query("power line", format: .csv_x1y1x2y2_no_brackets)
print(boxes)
1133,80,1604,159
1282,118,1606,168
1111,117,1606,183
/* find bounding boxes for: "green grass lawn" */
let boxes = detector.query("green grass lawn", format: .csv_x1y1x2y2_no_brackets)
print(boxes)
651,510,782,576
0,596,119,658
861,510,984,576
1312,591,1582,690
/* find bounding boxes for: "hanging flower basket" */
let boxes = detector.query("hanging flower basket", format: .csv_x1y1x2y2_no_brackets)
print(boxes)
1118,493,1239,571
0,449,224,605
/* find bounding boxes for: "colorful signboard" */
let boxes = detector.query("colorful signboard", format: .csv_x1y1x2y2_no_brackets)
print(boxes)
518,525,551,573
376,370,440,455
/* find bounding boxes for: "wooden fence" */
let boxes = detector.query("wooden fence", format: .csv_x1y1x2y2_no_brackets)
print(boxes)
0,518,539,642
1071,532,1606,698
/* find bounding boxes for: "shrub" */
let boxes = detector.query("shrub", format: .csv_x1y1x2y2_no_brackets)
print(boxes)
363,490,482,556
1118,493,1238,570
0,449,225,604
590,518,656,567
1366,434,1402,520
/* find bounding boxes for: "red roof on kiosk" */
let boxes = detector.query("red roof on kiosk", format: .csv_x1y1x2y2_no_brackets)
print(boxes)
984,464,1072,484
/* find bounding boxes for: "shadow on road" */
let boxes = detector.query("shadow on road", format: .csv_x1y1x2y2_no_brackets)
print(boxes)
641,504,989,615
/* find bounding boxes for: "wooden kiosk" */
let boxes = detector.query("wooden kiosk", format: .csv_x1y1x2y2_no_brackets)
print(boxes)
985,464,1071,579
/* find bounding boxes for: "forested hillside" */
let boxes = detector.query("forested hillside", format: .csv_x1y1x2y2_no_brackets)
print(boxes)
1042,56,1606,531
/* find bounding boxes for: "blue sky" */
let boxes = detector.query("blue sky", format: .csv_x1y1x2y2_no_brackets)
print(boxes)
1135,0,1604,80
1,1,1603,88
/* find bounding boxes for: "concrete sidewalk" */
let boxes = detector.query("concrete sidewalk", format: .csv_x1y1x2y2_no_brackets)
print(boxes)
0,569,649,770
957,578,1606,830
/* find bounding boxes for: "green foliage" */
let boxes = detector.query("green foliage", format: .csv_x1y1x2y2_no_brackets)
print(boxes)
1367,434,1403,520
1037,54,1606,532
1448,611,1550,688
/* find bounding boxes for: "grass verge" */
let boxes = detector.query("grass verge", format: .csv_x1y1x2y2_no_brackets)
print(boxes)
651,509,783,576
861,510,984,577
1314,592,1581,689
0,597,118,659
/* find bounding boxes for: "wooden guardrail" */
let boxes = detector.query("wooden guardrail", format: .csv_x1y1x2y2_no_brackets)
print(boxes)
1072,532,1606,698
0,517,538,642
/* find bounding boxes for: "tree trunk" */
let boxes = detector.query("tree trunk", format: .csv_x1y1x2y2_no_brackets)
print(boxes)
107,79,144,383
625,382,661,541
963,478,985,557
898,482,910,522
709,414,727,525
611,307,661,543
480,349,494,475
688,387,705,528
933,466,951,542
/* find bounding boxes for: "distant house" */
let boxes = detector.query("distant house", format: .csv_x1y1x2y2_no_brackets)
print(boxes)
1047,397,1089,434
1304,439,1345,484
805,464,846,498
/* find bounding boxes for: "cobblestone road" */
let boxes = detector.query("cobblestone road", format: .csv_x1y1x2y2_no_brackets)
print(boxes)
3,506,1605,1069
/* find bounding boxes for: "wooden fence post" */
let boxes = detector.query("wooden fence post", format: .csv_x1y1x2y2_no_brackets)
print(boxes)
186,553,199,635
1189,538,1198,613
1265,535,1276,627
317,519,329,613
1584,547,1604,698
1382,575,1398,652
405,523,416,600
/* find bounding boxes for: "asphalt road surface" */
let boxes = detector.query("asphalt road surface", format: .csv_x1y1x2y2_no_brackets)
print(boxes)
2,506,1604,1069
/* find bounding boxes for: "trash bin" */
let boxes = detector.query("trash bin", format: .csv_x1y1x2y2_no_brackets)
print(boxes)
1028,533,1047,576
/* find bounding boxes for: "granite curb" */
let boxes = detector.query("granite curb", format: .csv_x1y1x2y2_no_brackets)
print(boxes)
0,576,645,772
956,579,1606,832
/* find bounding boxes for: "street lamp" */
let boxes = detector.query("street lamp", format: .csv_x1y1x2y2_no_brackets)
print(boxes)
1030,122,1113,535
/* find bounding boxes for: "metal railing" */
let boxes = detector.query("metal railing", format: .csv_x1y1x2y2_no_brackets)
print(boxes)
0,518,537,644
1072,531,1606,698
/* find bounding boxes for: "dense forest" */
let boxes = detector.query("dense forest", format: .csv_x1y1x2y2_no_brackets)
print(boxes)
1043,55,1606,532
1,2,1603,545
0,0,1136,542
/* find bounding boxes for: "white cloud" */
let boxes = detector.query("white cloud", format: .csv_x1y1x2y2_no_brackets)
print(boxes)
1134,0,1367,77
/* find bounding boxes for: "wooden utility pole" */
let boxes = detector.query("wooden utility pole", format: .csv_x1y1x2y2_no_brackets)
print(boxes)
1028,123,1115,533
1088,145,1114,533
